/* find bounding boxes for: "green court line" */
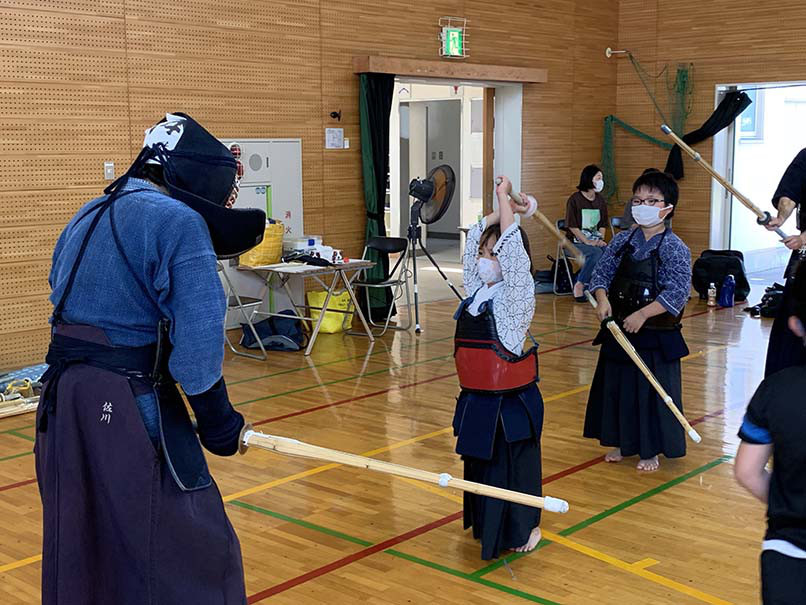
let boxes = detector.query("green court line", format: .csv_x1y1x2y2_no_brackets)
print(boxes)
227,335,454,386
230,500,372,547
6,430,35,443
228,325,579,387
0,450,33,463
0,424,35,435
232,325,592,408
230,500,561,604
387,549,561,604
471,455,732,577
233,354,453,407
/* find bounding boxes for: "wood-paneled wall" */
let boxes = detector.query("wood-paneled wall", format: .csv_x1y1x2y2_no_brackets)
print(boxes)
0,0,617,370
616,0,806,256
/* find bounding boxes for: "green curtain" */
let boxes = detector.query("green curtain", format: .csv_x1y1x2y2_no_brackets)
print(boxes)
358,73,395,320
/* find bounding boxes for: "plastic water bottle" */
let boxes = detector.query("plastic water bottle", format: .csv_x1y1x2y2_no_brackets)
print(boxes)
707,283,717,307
718,274,736,308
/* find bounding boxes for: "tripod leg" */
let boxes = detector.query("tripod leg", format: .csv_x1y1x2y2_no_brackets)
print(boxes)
411,236,421,333
417,237,464,301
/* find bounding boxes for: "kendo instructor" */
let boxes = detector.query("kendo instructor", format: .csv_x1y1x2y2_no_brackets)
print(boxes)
36,113,265,604
764,148,806,376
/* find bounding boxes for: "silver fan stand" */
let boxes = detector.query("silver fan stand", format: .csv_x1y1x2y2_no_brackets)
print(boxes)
407,199,464,333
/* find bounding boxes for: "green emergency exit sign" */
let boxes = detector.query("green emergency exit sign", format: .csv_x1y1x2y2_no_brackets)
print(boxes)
442,28,464,57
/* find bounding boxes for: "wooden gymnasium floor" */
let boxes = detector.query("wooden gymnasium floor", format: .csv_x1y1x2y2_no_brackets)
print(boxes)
0,293,772,604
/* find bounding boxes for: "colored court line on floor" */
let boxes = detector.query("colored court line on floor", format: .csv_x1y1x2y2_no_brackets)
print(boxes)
388,458,734,605
0,451,32,463
235,456,732,604
473,456,732,576
231,502,559,604
0,554,41,574
0,477,37,493
228,325,581,387
240,335,600,425
6,430,35,443
235,383,735,600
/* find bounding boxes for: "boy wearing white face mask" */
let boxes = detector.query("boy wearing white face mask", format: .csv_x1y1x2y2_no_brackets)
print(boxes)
452,175,543,560
583,169,691,472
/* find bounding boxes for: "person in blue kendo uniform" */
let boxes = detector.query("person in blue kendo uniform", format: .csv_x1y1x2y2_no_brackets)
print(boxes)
452,175,543,560
36,113,265,605
735,259,806,605
583,169,691,473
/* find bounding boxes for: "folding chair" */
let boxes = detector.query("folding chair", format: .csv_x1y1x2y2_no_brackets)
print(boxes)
553,219,575,296
610,215,625,239
217,260,268,361
349,236,412,336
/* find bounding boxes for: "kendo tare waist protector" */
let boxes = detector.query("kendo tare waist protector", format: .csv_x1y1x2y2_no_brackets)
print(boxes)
453,299,538,393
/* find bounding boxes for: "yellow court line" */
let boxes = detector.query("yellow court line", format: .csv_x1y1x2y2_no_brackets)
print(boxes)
396,477,732,605
223,427,453,502
542,531,732,605
0,386,589,573
632,557,659,569
0,554,42,574
225,384,591,502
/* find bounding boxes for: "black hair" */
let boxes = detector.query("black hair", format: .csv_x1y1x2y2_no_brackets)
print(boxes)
632,168,679,218
576,164,602,192
479,223,533,275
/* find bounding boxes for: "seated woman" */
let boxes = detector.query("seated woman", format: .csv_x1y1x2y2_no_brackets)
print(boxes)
565,164,609,301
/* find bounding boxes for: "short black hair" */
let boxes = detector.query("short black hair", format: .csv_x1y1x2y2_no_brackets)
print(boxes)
632,168,679,218
793,260,806,327
576,164,602,192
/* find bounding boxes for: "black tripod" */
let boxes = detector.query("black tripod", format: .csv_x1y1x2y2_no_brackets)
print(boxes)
407,200,464,333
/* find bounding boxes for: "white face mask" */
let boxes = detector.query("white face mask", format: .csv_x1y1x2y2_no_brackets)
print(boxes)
593,179,604,193
478,257,503,284
632,204,671,227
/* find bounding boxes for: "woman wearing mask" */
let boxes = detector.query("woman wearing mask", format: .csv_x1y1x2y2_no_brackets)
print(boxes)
583,169,691,472
452,176,543,560
565,164,609,301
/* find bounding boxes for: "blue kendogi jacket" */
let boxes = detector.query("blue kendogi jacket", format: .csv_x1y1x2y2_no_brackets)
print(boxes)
49,178,227,443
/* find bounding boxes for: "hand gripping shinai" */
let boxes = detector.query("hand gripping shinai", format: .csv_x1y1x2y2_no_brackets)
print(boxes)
238,425,570,513
660,124,791,240
585,292,702,444
494,179,586,268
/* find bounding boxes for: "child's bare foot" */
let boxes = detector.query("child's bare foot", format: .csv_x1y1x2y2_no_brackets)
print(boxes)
605,448,623,463
573,282,584,298
637,456,659,472
513,527,542,553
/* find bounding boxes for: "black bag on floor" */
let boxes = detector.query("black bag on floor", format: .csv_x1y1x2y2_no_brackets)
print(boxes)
692,250,750,301
240,309,307,351
547,254,576,294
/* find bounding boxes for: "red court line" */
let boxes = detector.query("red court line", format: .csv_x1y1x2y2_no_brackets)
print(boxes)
246,448,613,602
254,374,455,426
250,336,597,427
246,512,464,603
0,478,36,493
245,396,737,602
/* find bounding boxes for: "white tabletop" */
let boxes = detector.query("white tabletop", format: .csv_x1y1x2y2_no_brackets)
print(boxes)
240,259,375,276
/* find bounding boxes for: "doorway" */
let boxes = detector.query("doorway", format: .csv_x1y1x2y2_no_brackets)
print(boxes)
387,79,523,302
712,82,806,272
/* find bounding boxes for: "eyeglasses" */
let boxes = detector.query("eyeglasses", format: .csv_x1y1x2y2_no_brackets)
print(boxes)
630,197,666,206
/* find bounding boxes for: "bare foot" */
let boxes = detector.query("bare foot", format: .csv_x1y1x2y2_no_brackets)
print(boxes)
605,448,623,463
573,282,584,297
513,527,542,553
637,456,659,472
